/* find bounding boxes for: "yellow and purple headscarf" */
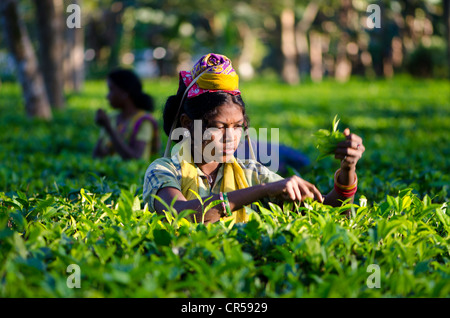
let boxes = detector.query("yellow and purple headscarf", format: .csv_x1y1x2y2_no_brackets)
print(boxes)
180,53,241,98
164,53,245,158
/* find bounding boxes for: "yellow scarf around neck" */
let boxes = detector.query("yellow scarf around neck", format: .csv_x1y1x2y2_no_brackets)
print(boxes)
175,138,249,223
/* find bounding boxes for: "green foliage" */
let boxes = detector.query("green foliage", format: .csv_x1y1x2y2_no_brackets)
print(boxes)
313,115,346,160
405,42,449,78
0,77,449,297
0,189,448,297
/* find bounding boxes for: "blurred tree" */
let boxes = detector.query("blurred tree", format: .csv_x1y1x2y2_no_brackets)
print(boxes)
247,0,302,84
334,0,355,82
64,0,85,92
3,0,446,85
281,4,300,84
84,0,124,76
445,0,449,78
34,0,65,108
296,1,320,78
0,0,52,119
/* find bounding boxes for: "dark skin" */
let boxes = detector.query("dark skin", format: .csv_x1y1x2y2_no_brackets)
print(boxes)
155,102,365,224
93,79,147,160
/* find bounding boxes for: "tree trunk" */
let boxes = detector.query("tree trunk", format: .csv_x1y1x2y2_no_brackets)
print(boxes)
335,0,352,82
34,0,65,109
64,25,85,92
0,0,52,120
335,37,352,82
444,0,450,78
101,4,124,70
309,31,323,82
64,0,84,92
280,7,299,85
237,22,256,80
295,2,319,78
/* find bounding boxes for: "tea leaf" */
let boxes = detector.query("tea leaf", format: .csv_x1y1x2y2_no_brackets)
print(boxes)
313,115,346,160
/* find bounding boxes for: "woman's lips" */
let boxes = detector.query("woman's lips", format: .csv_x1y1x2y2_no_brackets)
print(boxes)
222,145,236,155
223,148,235,155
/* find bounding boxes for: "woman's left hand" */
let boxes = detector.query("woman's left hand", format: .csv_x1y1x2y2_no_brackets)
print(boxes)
334,128,365,170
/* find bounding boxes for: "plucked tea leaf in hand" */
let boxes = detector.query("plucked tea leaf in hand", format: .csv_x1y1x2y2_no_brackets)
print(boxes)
314,115,346,160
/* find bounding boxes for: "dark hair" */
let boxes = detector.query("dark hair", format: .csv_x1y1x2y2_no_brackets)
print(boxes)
163,79,249,140
107,68,154,112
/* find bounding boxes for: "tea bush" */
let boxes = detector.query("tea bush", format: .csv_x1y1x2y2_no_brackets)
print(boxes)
0,77,448,297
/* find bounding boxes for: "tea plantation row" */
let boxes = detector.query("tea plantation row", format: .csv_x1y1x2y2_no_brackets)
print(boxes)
0,77,448,297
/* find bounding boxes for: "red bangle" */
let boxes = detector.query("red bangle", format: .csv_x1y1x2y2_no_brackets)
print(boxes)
334,183,357,197
334,168,357,190
334,168,357,197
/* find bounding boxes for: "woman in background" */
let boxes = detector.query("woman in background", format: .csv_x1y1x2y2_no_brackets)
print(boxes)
93,68,160,161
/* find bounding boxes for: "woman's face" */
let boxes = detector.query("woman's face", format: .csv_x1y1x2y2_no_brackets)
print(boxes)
106,79,126,109
199,102,245,163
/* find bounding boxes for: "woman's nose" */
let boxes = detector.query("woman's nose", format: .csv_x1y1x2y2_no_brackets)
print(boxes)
223,128,234,141
224,127,242,143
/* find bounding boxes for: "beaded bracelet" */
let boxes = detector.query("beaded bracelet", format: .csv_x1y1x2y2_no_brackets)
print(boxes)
334,169,358,197
219,192,226,214
220,192,232,216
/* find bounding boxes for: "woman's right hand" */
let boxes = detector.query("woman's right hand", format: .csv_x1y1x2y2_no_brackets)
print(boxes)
95,109,110,128
267,176,324,203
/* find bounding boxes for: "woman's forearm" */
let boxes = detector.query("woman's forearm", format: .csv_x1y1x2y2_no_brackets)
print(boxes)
169,184,270,224
323,167,357,207
323,188,354,207
104,124,143,159
225,183,269,211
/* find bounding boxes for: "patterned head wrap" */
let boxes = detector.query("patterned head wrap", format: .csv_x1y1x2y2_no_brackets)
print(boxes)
164,53,248,158
180,53,240,98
